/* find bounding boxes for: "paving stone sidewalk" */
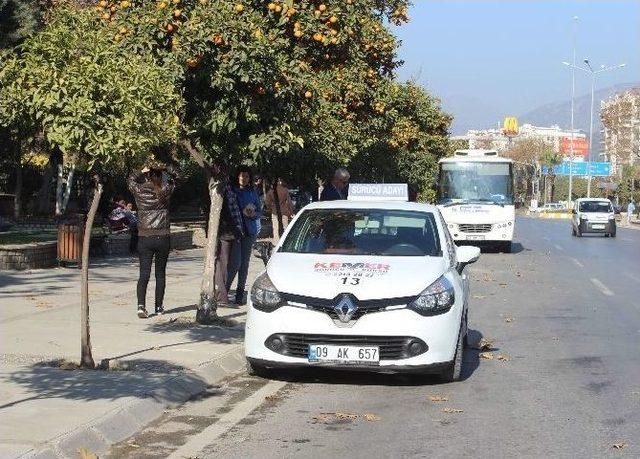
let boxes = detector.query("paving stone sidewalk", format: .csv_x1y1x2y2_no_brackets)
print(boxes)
0,248,264,458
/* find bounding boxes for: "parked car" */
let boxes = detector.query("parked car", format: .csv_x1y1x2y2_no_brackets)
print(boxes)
534,203,565,213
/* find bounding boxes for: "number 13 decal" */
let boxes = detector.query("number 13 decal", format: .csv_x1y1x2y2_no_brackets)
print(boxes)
340,277,360,285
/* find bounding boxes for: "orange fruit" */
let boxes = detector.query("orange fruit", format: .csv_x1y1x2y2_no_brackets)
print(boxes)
167,23,175,32
313,32,323,42
329,16,338,24
294,30,303,38
304,91,313,99
99,0,107,6
158,2,167,9
268,2,276,11
274,5,282,13
174,9,181,17
318,4,327,12
102,12,110,19
234,4,244,13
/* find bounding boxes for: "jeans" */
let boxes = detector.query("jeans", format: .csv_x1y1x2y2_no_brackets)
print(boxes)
214,235,234,304
227,235,257,298
137,235,171,309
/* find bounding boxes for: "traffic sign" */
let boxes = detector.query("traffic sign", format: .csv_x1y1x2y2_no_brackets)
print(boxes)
542,161,611,177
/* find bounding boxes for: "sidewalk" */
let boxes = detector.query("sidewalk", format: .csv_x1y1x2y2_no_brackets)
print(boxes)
0,248,264,458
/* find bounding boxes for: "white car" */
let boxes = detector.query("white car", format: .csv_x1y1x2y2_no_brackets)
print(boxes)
244,196,481,382
534,203,565,213
571,198,616,237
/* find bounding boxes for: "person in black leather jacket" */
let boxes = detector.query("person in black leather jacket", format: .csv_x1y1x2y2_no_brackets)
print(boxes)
128,161,180,318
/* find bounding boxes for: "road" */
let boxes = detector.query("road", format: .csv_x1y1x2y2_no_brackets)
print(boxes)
109,217,640,458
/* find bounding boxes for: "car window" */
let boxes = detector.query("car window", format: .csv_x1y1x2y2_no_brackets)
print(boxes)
579,201,612,213
280,209,441,257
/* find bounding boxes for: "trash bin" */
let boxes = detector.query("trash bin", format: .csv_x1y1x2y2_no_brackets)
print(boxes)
57,218,84,267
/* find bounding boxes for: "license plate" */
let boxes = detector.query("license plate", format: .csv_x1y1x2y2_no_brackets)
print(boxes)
308,344,379,365
592,224,605,229
467,235,485,240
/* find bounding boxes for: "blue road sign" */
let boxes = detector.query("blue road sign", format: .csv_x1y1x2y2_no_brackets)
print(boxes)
543,161,611,177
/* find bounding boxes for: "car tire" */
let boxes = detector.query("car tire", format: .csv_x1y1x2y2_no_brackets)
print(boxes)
440,324,464,383
246,359,269,378
576,228,582,237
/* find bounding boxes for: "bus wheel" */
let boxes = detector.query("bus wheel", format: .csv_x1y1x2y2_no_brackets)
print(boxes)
499,241,512,253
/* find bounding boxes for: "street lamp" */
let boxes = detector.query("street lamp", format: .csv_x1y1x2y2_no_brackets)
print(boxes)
561,16,578,207
564,60,626,197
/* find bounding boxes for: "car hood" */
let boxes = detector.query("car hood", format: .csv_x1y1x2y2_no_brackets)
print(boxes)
267,253,447,300
581,212,613,221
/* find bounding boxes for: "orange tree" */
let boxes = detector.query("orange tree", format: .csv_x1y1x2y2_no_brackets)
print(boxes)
86,0,427,319
0,4,181,367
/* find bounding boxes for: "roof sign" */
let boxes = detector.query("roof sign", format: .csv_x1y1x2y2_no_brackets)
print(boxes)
348,183,408,202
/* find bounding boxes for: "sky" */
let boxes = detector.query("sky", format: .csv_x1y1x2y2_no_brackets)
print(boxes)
392,0,640,133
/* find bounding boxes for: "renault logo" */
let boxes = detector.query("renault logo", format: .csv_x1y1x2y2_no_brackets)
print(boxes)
334,295,358,323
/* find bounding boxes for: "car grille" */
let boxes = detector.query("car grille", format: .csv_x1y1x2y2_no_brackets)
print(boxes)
266,333,427,360
281,293,416,321
459,223,492,233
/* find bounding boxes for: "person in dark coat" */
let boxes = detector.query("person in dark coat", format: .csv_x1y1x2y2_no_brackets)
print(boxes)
320,168,350,201
128,161,180,318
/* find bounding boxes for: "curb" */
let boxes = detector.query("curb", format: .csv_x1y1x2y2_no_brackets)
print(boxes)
22,345,246,459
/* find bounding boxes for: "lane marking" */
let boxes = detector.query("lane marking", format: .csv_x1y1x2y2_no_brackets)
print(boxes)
168,379,288,459
553,244,564,251
590,278,614,297
571,258,584,268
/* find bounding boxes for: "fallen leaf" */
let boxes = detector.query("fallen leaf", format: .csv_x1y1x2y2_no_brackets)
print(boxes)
504,317,514,323
77,447,98,459
479,352,494,360
471,338,493,351
428,395,449,402
128,443,140,448
499,282,508,287
515,271,522,277
497,354,511,362
612,443,627,450
334,412,358,420
265,394,281,402
363,413,381,421
442,408,464,413
472,295,486,299
311,413,334,424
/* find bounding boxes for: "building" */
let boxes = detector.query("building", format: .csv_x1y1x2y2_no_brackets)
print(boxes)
454,123,587,159
601,88,640,171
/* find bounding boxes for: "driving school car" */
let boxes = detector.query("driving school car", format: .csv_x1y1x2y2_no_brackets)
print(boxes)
244,184,481,382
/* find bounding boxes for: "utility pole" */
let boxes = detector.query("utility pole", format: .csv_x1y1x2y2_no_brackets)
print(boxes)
568,16,577,207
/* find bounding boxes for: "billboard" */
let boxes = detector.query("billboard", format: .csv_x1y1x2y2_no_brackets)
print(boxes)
560,137,589,158
503,117,519,137
543,161,611,177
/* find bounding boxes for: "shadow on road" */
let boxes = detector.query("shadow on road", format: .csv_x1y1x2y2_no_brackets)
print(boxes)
0,359,206,410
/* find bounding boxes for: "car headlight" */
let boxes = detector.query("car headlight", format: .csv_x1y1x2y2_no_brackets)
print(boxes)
250,272,283,312
580,215,588,220
408,275,455,316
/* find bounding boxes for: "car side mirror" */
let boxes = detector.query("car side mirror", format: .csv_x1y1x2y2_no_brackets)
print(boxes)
456,245,480,273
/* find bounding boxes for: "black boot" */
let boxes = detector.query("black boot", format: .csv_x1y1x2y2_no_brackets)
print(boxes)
235,290,246,306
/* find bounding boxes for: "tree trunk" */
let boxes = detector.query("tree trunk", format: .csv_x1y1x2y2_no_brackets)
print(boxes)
55,163,76,216
178,139,224,324
272,180,284,238
14,163,22,220
550,174,556,203
197,175,223,323
80,178,102,369
61,164,76,214
37,161,54,215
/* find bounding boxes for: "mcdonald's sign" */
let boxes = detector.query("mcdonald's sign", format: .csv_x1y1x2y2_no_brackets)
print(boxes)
503,117,519,137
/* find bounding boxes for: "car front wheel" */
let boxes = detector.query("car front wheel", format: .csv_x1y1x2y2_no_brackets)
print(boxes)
440,324,464,383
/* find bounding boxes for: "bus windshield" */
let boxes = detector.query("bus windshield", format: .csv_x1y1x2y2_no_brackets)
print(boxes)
438,162,514,205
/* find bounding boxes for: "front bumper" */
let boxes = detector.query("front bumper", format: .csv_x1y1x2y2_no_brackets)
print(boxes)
246,357,450,374
448,223,514,243
244,302,463,370
578,220,615,233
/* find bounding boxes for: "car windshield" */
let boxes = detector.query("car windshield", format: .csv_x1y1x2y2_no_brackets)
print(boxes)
279,209,441,257
438,162,514,205
579,201,612,213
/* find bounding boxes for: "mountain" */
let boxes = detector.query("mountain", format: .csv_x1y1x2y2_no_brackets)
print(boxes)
519,82,639,150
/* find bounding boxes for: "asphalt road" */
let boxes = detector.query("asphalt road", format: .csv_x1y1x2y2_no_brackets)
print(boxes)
110,217,640,458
